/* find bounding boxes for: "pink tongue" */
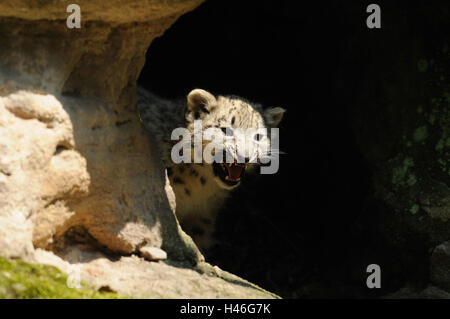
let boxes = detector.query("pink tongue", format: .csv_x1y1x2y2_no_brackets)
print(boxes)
225,164,243,181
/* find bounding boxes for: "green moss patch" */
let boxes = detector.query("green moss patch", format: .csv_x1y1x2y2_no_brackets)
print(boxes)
409,204,420,215
0,257,124,299
392,157,416,187
413,126,428,142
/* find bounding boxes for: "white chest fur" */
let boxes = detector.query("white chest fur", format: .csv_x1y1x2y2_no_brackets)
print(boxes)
169,164,229,223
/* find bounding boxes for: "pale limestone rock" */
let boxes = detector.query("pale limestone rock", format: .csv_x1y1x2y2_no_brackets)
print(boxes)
0,0,278,299
36,246,277,298
0,0,204,263
0,90,87,259
140,246,168,261
0,210,34,260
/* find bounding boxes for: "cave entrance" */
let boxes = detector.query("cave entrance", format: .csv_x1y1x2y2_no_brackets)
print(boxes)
137,0,403,298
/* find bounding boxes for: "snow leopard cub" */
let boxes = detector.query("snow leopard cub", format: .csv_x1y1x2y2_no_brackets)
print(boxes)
137,87,284,250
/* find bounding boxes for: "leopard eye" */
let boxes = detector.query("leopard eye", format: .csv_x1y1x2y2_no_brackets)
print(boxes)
254,133,263,141
221,127,234,136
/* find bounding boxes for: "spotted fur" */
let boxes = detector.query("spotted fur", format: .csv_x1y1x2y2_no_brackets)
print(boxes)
137,87,284,250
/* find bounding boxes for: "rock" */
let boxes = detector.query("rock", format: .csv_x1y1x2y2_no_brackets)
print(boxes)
420,183,450,222
431,241,450,291
0,255,122,299
0,0,279,299
0,210,34,261
384,285,450,299
139,246,167,261
336,2,449,291
34,246,277,298
0,0,205,263
0,89,87,259
0,0,204,99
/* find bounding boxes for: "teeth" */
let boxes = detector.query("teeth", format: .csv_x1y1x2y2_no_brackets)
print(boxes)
217,162,242,183
225,175,239,182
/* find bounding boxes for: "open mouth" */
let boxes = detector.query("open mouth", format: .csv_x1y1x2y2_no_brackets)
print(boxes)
213,162,245,186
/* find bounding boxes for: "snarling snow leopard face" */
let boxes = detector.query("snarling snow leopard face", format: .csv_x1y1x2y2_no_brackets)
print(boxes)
183,89,285,190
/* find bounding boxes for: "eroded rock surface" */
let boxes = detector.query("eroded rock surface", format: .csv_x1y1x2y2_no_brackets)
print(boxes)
0,1,277,298
431,241,450,291
0,89,86,259
35,247,276,299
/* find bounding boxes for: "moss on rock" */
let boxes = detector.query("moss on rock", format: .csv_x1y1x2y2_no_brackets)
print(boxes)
0,257,123,299
392,157,415,187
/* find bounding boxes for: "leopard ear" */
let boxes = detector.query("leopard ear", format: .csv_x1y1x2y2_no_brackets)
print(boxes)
186,89,216,119
264,107,285,127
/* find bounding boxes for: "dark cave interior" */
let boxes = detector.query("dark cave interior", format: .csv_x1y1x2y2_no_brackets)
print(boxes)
138,0,449,298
